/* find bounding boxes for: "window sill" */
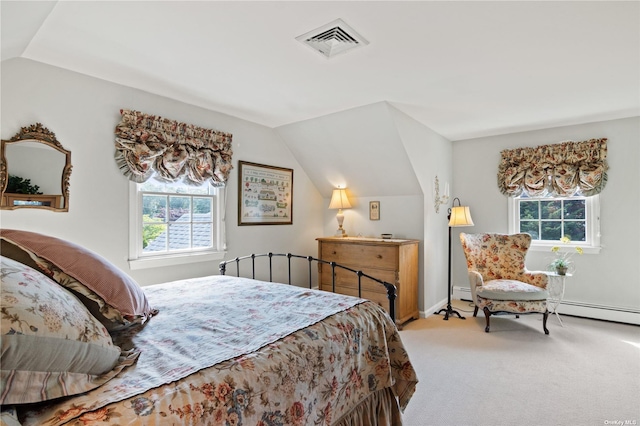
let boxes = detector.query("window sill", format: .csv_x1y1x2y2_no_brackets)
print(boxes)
528,244,601,255
129,250,226,270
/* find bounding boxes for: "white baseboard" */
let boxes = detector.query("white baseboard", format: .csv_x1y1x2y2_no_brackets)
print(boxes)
452,286,640,326
557,301,640,325
420,298,449,319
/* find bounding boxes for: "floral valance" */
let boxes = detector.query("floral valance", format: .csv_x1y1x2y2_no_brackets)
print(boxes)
114,109,233,186
497,138,608,197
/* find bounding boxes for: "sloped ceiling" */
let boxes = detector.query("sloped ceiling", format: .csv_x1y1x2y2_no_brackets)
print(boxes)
2,1,638,142
276,102,423,197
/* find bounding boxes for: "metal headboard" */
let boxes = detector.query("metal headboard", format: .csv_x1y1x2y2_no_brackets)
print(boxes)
219,253,397,322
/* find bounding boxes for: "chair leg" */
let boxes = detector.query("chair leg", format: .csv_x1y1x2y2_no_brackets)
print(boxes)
473,306,478,317
479,308,549,335
483,307,492,332
543,310,550,335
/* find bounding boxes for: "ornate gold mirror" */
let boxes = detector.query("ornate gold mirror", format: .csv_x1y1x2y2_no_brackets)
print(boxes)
1,124,72,212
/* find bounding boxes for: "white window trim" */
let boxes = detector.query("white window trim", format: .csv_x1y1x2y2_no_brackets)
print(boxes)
507,194,601,254
128,181,226,270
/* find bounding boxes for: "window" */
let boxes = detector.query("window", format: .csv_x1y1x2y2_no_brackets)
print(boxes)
508,193,600,253
129,177,225,269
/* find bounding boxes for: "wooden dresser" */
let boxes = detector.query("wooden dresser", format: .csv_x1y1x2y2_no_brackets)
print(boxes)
317,237,419,326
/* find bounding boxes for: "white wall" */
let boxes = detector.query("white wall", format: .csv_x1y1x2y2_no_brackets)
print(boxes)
275,102,422,199
1,58,324,286
322,195,423,241
452,117,640,322
389,105,452,315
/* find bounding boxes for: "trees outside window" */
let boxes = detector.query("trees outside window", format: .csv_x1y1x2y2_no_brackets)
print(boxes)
508,194,600,251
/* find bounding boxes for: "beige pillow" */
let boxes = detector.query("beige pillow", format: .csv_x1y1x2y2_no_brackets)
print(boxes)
0,256,121,404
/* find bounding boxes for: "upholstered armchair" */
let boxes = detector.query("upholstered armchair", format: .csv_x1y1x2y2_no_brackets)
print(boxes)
459,233,550,334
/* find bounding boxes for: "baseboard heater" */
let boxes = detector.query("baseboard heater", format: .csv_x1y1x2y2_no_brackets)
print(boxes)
452,285,472,301
452,286,639,326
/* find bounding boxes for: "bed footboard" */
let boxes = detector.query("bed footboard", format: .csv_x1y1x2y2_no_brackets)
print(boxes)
219,253,397,322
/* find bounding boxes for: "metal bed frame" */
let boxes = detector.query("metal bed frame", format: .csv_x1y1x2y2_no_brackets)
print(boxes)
219,253,397,322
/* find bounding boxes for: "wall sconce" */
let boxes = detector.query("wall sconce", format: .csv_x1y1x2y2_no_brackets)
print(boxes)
329,187,352,237
434,175,449,213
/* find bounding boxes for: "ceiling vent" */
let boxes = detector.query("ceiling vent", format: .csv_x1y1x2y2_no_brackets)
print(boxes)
296,19,369,58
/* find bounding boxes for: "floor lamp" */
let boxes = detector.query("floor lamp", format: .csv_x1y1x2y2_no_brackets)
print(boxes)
436,197,474,320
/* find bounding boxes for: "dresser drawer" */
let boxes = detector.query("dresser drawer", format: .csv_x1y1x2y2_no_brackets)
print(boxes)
320,266,396,294
319,283,392,311
321,242,398,271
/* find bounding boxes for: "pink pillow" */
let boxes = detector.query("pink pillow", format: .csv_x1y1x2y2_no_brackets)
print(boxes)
0,229,155,328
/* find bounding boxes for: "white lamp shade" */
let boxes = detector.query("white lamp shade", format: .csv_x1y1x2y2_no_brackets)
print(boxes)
449,206,474,227
329,188,352,210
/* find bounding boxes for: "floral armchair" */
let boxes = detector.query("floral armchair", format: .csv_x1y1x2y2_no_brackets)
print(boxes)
459,233,550,334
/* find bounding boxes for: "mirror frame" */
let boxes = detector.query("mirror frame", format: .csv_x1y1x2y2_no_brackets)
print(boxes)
1,123,72,212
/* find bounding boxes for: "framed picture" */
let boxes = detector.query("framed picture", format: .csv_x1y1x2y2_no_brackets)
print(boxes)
369,201,380,220
238,161,293,225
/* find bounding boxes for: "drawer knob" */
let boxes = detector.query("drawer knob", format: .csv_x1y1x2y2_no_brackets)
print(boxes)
377,254,383,259
332,251,337,255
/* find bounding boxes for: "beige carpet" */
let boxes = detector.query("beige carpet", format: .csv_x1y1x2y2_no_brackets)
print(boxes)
399,300,640,426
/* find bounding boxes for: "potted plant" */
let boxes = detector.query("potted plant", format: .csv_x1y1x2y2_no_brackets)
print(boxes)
549,236,583,275
6,175,42,195
550,258,570,276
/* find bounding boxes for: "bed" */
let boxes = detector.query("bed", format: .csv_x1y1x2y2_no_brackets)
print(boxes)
0,229,418,426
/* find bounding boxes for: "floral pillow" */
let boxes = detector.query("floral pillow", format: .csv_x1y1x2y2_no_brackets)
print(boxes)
0,229,156,331
0,256,122,404
34,257,143,331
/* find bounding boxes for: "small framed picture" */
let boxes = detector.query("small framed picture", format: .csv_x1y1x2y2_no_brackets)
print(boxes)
369,201,380,220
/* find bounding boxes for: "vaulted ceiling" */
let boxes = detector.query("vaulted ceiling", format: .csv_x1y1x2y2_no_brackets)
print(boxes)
3,1,639,142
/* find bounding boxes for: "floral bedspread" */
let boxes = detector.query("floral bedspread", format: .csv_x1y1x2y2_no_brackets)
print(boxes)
14,276,418,425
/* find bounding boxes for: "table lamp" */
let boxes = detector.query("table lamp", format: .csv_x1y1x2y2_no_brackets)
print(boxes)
329,187,352,237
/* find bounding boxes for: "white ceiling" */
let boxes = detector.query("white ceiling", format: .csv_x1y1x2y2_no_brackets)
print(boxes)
2,1,639,141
